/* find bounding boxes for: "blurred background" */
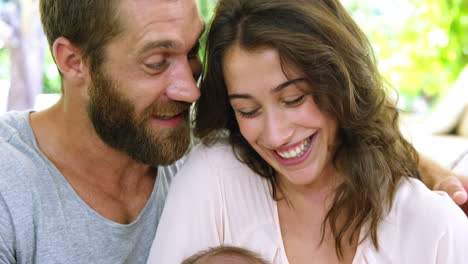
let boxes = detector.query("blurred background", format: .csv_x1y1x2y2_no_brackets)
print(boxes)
0,0,466,113
1,0,467,170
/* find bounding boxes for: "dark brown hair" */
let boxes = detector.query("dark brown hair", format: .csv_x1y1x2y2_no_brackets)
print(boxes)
182,246,269,264
39,0,123,73
194,0,420,259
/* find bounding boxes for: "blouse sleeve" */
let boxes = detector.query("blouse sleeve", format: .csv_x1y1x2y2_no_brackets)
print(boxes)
434,195,468,263
146,144,225,264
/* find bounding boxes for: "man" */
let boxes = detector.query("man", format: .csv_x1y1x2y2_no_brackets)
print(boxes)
0,0,466,263
0,0,203,263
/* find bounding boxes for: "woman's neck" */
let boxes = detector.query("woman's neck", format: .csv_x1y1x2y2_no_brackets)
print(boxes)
277,164,342,213
276,168,359,264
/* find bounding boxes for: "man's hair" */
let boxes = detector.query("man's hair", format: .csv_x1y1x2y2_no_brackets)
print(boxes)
182,246,269,264
195,0,420,260
39,0,123,68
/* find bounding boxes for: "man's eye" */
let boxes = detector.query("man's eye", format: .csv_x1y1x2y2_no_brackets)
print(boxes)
284,95,305,106
188,53,199,61
146,59,168,70
188,42,200,60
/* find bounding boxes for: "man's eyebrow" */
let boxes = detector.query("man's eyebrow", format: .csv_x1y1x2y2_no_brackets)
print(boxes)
139,40,179,55
138,24,205,55
271,78,307,93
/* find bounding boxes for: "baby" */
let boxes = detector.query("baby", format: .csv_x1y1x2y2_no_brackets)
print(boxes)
182,246,270,264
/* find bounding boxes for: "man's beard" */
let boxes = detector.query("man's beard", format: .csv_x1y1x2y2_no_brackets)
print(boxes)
87,68,191,166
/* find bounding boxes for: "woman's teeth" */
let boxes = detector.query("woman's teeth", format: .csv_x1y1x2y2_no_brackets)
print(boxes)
276,137,312,159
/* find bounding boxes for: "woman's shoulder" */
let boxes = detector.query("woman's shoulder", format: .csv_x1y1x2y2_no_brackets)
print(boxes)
182,139,259,178
171,139,269,194
188,139,237,164
364,178,468,261
392,178,465,220
386,177,468,239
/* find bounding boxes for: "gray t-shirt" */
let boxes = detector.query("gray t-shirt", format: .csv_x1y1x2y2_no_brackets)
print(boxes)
0,111,184,264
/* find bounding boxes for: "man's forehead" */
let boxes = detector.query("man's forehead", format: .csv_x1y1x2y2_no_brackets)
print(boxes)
117,0,204,51
137,23,205,55
118,0,200,19
116,0,202,31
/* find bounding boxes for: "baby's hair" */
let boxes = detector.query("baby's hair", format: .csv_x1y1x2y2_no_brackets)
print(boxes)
182,246,269,264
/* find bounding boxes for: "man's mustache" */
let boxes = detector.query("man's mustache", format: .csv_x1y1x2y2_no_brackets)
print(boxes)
143,101,192,118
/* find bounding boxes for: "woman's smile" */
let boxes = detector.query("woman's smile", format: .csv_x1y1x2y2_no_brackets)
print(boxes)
271,133,316,166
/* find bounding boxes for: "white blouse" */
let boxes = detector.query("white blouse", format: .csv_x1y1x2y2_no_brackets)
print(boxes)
147,140,468,264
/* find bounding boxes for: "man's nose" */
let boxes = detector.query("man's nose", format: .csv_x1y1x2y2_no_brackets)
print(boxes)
166,59,201,103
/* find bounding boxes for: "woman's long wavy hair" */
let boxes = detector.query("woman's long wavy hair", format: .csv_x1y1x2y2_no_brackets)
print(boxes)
194,0,420,259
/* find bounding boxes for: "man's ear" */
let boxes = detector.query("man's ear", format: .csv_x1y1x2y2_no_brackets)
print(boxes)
52,37,89,84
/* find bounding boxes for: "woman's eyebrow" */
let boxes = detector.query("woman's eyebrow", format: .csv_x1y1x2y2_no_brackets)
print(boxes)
228,93,253,100
228,78,306,101
271,78,306,94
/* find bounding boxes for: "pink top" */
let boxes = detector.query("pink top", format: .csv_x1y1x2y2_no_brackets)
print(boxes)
147,141,468,264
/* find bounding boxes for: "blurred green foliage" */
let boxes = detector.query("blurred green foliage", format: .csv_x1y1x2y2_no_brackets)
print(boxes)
343,0,467,110
0,48,9,79
198,0,217,21
42,49,60,94
197,0,217,62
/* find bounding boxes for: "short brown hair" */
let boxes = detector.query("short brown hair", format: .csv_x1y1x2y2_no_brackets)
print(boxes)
182,246,269,264
39,0,123,67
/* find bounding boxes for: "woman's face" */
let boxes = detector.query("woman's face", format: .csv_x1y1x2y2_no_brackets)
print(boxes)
223,45,339,189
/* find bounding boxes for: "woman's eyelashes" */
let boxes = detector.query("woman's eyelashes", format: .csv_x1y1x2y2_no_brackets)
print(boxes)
237,108,260,118
283,95,305,106
234,95,306,118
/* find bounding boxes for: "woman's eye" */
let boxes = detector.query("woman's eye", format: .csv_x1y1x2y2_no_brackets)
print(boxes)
284,95,305,106
237,109,259,118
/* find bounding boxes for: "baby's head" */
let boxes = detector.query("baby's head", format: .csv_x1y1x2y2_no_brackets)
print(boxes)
182,246,269,264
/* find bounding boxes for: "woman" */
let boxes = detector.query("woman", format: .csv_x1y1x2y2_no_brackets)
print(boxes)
147,0,468,263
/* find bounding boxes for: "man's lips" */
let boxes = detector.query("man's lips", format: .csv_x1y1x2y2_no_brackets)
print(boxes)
154,114,182,119
151,112,185,128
